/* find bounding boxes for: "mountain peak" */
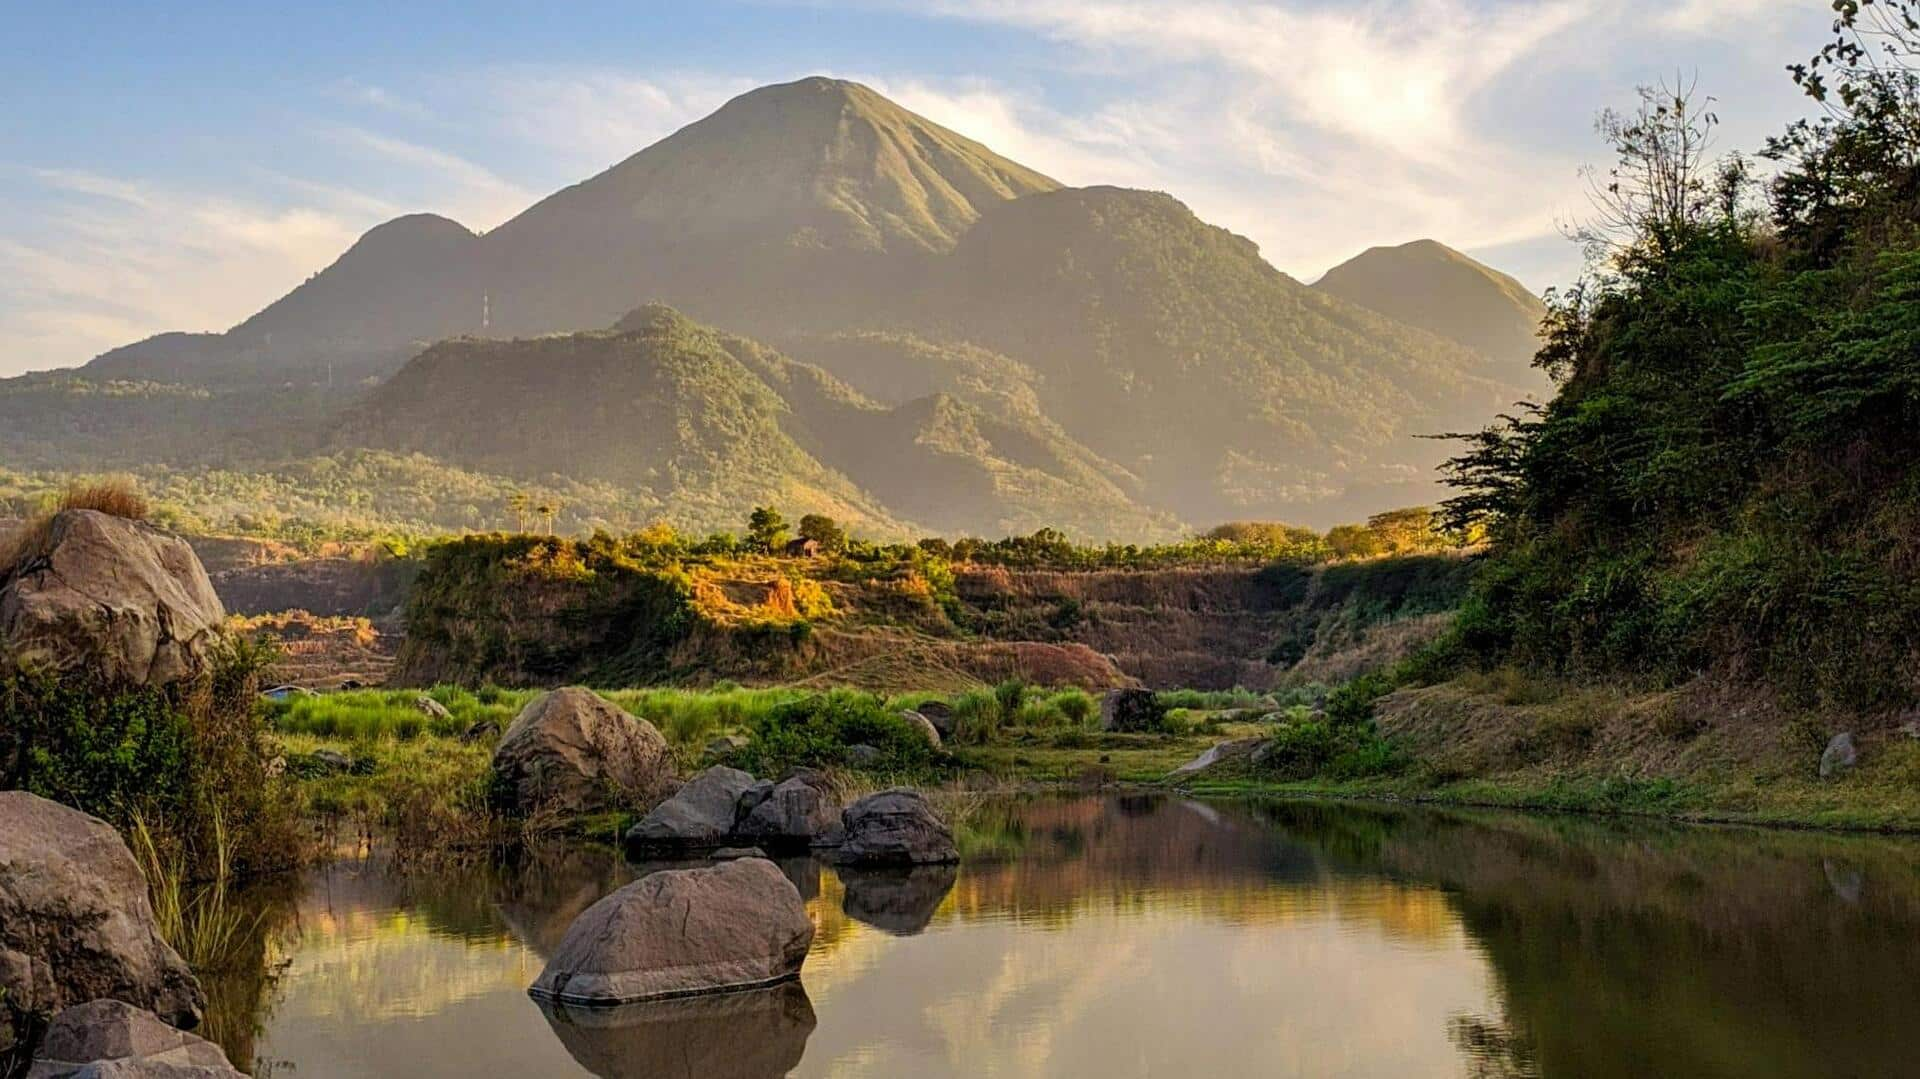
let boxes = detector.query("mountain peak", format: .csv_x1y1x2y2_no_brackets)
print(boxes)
1312,238,1546,382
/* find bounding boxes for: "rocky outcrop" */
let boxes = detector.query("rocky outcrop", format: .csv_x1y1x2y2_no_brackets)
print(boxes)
491,688,671,815
1169,737,1263,777
1099,688,1165,733
0,511,224,687
26,1000,240,1078
736,776,841,850
623,767,760,857
529,859,814,1005
832,790,959,865
537,982,816,1079
0,794,204,1061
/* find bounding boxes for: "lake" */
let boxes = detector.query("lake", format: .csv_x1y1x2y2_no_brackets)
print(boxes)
207,795,1920,1078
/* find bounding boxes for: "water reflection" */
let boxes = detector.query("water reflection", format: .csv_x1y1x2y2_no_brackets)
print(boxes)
538,983,817,1079
214,795,1920,1078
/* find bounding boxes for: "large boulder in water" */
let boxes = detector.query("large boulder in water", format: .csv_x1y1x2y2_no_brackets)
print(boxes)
26,1000,241,1078
529,858,813,1005
491,688,671,815
0,794,204,1061
0,510,224,687
623,766,759,857
832,789,959,865
537,982,816,1079
838,864,958,935
735,775,841,850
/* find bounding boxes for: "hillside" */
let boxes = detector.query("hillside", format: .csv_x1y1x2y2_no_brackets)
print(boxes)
923,187,1521,522
341,305,1179,539
12,76,1544,537
1313,239,1548,385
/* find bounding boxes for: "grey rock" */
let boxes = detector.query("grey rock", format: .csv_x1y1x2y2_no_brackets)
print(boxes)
1820,732,1858,779
414,695,454,722
0,794,204,1058
0,510,225,687
914,700,956,739
846,744,882,767
528,859,813,1005
309,749,351,774
898,710,942,748
735,780,774,823
492,688,671,815
27,1000,240,1078
703,734,750,760
458,719,497,744
624,767,759,857
711,847,766,861
737,777,841,850
833,789,959,865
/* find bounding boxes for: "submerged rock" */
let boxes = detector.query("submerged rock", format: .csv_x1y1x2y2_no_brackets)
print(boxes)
26,1000,240,1078
529,859,813,1005
0,509,225,687
624,766,760,857
0,794,205,1059
833,789,959,865
492,687,671,815
736,776,841,850
537,981,816,1079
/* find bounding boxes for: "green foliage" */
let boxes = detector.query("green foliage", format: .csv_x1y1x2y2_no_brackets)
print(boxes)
736,690,938,776
0,637,292,876
747,506,790,552
1441,42,1920,713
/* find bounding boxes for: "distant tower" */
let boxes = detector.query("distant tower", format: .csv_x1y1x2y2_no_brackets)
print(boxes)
482,292,491,331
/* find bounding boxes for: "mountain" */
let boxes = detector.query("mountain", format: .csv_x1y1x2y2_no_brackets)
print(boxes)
1313,239,1548,383
9,76,1549,537
340,305,1178,539
917,187,1519,522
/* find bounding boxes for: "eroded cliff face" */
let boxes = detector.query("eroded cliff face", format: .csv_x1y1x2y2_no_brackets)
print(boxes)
385,538,1470,691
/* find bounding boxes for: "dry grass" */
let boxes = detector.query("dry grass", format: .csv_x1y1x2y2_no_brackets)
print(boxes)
0,477,149,573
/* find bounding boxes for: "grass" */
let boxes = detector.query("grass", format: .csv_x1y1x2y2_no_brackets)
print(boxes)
0,475,149,572
131,810,261,974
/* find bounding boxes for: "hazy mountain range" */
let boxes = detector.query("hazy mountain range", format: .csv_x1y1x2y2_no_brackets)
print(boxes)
0,76,1549,537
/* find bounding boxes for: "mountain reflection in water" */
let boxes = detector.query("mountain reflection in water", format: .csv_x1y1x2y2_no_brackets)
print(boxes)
218,795,1920,1078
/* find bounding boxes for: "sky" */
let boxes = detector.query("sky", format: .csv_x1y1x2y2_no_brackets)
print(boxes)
0,0,1838,377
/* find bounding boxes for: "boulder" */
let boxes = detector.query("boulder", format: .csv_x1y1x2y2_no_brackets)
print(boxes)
492,688,671,815
833,790,959,865
898,710,942,748
624,767,759,857
838,865,958,936
0,794,204,1059
537,982,816,1079
414,695,453,723
0,510,225,687
528,859,813,1005
1099,688,1165,733
914,700,956,739
26,1000,240,1078
1820,732,1858,779
703,734,749,760
736,776,840,850
458,719,497,744
309,749,351,774
846,744,882,767
711,847,766,861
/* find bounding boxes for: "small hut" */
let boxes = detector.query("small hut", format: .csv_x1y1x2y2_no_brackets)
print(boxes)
784,537,821,558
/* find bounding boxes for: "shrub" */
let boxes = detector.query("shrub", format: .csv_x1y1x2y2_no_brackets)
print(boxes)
951,688,1004,746
739,690,937,776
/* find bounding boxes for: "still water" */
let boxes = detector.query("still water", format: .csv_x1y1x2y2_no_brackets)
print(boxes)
208,796,1920,1078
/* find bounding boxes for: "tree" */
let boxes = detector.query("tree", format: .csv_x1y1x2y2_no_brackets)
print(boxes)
797,513,846,554
1366,507,1442,555
1326,524,1384,560
746,506,789,552
1573,76,1726,264
535,501,558,536
506,491,532,533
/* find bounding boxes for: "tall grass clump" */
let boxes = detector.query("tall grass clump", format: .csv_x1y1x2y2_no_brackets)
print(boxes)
0,476,150,573
951,688,1005,745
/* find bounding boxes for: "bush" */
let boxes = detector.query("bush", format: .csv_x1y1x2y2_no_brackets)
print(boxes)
738,690,938,776
2,634,295,876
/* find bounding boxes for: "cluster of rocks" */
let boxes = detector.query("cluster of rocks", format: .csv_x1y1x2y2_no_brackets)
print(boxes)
1,792,243,1078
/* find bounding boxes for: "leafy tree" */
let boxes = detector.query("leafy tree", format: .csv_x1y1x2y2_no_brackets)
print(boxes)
797,513,847,553
746,506,789,552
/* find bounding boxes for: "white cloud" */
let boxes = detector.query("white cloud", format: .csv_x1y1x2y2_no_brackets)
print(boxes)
0,170,368,372
325,126,535,230
478,69,755,176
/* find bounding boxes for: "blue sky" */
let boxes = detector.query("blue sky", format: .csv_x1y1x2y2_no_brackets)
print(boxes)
0,0,1836,376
